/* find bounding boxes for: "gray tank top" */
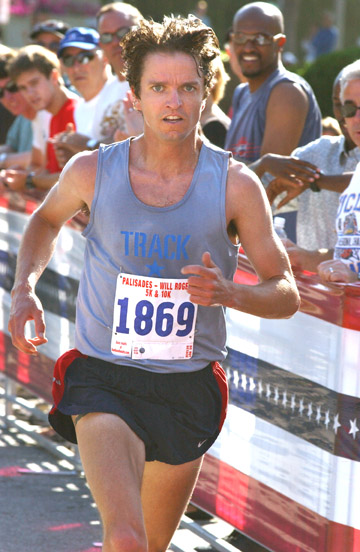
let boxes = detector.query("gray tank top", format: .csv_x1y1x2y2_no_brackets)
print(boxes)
225,65,322,163
75,139,239,373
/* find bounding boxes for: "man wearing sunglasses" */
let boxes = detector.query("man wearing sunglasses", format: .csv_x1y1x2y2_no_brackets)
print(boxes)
0,46,36,170
95,2,144,141
268,61,360,285
52,7,145,166
96,2,142,80
225,2,322,241
53,26,136,166
264,67,359,252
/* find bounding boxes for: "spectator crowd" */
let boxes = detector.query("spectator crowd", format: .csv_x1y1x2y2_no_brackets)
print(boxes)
0,1,359,286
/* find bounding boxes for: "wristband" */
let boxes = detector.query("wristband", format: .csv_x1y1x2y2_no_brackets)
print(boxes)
309,180,321,192
25,171,36,190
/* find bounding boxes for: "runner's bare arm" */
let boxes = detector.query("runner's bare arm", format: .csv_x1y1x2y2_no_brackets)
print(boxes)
8,150,98,355
182,160,300,319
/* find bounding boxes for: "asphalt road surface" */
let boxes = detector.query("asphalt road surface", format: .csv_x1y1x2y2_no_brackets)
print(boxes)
0,391,267,552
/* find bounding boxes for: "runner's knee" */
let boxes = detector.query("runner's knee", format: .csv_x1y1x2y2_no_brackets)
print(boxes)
104,525,147,552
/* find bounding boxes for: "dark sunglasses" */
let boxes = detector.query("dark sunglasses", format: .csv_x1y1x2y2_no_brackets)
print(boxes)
61,50,97,68
0,81,19,99
35,40,60,53
99,26,133,44
340,101,360,118
230,31,284,46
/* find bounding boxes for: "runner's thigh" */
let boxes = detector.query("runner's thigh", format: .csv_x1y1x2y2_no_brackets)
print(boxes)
141,456,203,551
74,412,146,532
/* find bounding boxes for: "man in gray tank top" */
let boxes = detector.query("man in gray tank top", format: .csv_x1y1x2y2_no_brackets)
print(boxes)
225,1,321,165
225,2,322,241
8,15,300,552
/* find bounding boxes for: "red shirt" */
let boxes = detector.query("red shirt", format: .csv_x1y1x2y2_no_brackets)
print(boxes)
46,97,77,173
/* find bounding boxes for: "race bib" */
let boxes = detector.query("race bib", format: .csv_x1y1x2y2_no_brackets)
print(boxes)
111,273,198,360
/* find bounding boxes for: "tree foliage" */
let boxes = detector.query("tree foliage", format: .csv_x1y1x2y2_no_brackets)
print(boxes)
300,47,360,117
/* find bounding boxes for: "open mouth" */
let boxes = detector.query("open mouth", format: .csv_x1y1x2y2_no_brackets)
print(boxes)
163,115,183,122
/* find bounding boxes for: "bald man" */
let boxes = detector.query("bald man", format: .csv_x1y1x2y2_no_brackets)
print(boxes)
224,2,322,240
225,1,321,164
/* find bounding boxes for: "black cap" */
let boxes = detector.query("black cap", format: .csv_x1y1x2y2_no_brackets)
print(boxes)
30,19,70,40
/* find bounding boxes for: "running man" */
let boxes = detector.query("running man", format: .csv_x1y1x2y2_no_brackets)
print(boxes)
8,16,300,552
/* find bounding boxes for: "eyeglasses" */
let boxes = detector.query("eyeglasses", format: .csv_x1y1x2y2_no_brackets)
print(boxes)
340,101,360,118
61,50,97,68
230,32,284,46
99,26,134,44
35,40,60,53
0,81,19,99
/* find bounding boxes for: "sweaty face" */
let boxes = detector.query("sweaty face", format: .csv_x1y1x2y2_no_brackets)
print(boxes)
98,11,137,76
341,79,360,148
136,51,206,143
232,10,283,80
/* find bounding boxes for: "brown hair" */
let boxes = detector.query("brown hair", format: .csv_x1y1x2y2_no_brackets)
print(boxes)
8,44,62,83
121,15,220,98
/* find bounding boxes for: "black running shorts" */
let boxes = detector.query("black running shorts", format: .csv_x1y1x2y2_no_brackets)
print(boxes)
49,349,228,465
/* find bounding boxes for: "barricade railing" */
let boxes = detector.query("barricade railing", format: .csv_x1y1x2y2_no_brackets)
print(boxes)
191,253,360,552
0,374,81,470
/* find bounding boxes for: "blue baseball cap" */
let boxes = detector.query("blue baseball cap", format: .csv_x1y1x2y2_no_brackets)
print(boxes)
57,27,100,57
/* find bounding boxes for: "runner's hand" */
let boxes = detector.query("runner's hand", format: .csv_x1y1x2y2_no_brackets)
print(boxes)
181,251,229,307
8,289,48,354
